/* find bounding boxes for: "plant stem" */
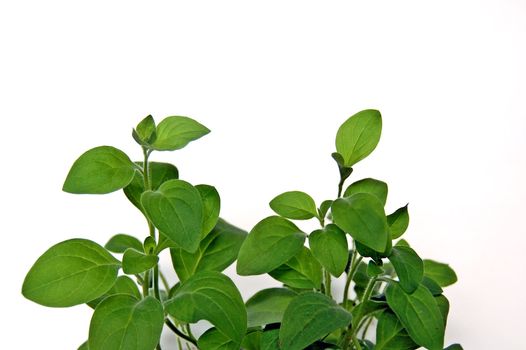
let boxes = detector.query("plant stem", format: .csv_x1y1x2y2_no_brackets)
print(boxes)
160,270,170,292
361,316,374,339
337,178,345,198
153,264,161,300
142,270,150,297
165,319,198,347
343,248,362,308
324,270,332,298
351,335,363,350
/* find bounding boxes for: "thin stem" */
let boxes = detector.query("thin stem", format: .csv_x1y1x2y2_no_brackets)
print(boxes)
361,316,374,339
165,319,198,347
177,336,183,350
153,265,161,300
343,249,363,308
160,270,170,292
142,270,150,297
351,335,363,350
324,270,332,298
337,179,345,198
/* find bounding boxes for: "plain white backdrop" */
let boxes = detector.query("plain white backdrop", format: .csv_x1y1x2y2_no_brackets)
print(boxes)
1,0,525,349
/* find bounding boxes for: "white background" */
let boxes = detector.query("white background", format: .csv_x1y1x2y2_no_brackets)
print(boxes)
1,1,525,349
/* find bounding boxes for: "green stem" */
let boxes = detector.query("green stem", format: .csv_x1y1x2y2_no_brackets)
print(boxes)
351,336,363,350
160,270,170,292
142,270,150,297
165,319,198,346
361,316,374,339
324,270,332,298
153,265,161,300
343,249,362,308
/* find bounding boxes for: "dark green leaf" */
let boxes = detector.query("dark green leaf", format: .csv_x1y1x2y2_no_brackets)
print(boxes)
367,260,384,277
141,179,203,253
22,239,120,307
335,109,382,167
386,283,445,350
152,116,210,151
122,248,158,274
435,295,450,327
388,246,423,294
237,216,306,275
198,327,239,350
196,184,221,236
356,239,391,263
344,178,388,206
78,341,88,350
388,205,410,239
133,115,157,146
241,330,262,350
395,239,410,248
165,271,247,345
63,146,136,194
376,311,419,350
444,344,464,350
332,193,389,252
280,292,352,350
105,234,143,253
261,329,280,350
423,260,458,287
421,276,443,296
352,261,369,289
88,295,164,350
268,247,322,289
269,191,318,220
351,299,388,329
309,224,348,277
87,275,141,308
246,288,297,328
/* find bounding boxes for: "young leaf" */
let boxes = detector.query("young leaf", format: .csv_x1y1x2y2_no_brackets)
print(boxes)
141,179,203,253
236,216,306,276
332,192,389,252
335,109,382,167
22,239,120,307
388,246,424,294
343,178,388,206
423,260,458,287
122,248,158,274
63,146,136,194
279,292,353,350
309,224,348,277
388,205,410,239
196,184,221,236
88,295,164,350
152,116,210,151
87,275,141,308
367,260,384,277
268,247,322,289
318,200,333,220
245,288,297,327
375,310,419,350
198,328,239,350
386,283,445,350
132,115,156,146
171,219,247,282
269,191,318,220
165,271,247,345
105,233,143,253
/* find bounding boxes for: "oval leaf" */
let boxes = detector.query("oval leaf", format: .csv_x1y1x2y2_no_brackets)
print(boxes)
268,247,322,289
105,233,143,253
165,271,247,345
122,248,159,274
388,246,424,294
22,239,120,307
133,115,157,146
198,327,239,350
236,216,306,276
196,184,221,236
63,146,136,194
89,295,164,350
280,292,353,350
309,224,348,277
344,178,388,206
152,116,210,151
141,179,203,253
388,205,410,239
87,275,141,309
332,192,389,252
376,310,418,350
335,109,382,167
246,288,297,328
423,259,458,287
269,191,318,220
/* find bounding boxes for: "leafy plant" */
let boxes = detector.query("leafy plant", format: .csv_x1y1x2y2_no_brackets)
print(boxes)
22,110,461,350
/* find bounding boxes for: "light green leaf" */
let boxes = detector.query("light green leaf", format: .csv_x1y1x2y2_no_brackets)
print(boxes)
237,216,306,275
344,178,388,206
280,292,352,350
388,205,410,239
88,295,164,350
87,275,141,309
171,219,247,281
423,260,458,287
246,288,297,327
63,146,136,194
105,234,143,253
332,192,389,252
269,191,318,220
132,115,157,146
335,109,382,167
165,271,247,345
268,247,322,289
198,327,239,350
122,248,158,274
388,246,423,294
261,329,280,350
141,179,203,253
152,116,210,151
22,239,120,307
318,200,333,220
241,330,262,350
309,224,348,277
375,310,419,350
78,341,89,350
386,283,445,350
196,184,221,236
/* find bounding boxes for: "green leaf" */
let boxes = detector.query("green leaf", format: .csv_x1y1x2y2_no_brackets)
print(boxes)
152,116,210,151
318,200,333,220
351,299,388,329
335,109,382,167
165,271,247,345
421,276,443,296
280,292,352,350
63,146,136,194
344,178,388,206
237,216,306,275
388,246,423,294
78,341,89,350
122,248,158,274
197,184,221,236
261,329,280,350
245,288,297,328
105,234,143,253
388,205,410,239
87,275,141,308
309,224,348,277
423,260,458,287
269,191,318,220
352,260,369,289
386,283,445,350
444,344,464,350
332,192,389,252
241,330,262,350
171,219,247,282
198,327,239,350
395,239,410,248
141,179,203,253
375,311,419,350
268,247,322,289
22,239,120,307
367,260,384,277
132,115,157,146
356,239,392,263
123,161,179,212
88,295,164,350
435,295,450,327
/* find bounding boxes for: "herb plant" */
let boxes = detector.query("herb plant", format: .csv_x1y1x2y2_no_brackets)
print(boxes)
22,110,461,350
